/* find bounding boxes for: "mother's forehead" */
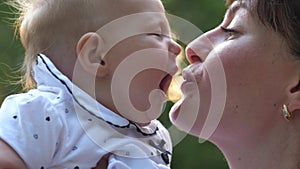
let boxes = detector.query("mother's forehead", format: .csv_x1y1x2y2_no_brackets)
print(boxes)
224,0,258,21
226,0,254,7
226,0,238,6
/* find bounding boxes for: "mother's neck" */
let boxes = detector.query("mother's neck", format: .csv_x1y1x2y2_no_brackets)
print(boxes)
211,121,300,169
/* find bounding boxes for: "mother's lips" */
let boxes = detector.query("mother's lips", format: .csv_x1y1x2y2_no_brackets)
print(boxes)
182,69,194,83
182,63,203,83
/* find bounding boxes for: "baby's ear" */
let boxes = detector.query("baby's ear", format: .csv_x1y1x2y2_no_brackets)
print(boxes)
76,32,108,77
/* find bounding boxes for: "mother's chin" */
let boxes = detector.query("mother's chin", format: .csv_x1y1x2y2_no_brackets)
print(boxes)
169,97,183,123
169,88,203,136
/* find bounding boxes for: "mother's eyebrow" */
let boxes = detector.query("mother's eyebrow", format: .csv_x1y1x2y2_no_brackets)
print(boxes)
225,1,247,19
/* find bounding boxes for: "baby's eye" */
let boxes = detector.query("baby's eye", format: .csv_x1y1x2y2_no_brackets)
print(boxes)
148,33,163,37
221,26,237,40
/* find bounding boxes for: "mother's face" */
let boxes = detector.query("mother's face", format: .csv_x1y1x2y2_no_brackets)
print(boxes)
170,1,297,143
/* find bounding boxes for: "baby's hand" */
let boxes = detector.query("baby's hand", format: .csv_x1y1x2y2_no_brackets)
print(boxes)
93,153,111,169
0,139,27,169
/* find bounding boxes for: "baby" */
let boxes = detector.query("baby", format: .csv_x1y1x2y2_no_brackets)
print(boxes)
0,0,181,168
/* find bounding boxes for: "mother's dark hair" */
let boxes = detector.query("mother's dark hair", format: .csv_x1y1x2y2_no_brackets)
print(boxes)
227,0,300,56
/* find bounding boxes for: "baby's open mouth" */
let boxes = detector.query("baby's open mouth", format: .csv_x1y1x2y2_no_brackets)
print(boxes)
159,74,173,93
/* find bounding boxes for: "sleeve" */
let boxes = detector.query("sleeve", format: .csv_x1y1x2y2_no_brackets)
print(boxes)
0,94,64,169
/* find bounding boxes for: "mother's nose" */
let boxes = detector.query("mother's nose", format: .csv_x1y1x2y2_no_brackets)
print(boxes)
185,34,213,64
186,47,202,63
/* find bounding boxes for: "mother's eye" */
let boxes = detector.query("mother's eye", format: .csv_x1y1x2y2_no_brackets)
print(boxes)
221,26,238,40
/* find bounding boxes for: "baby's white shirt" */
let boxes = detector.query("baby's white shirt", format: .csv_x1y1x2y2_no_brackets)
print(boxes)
0,54,172,169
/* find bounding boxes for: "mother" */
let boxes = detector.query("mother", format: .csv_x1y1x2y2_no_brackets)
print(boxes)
170,0,300,168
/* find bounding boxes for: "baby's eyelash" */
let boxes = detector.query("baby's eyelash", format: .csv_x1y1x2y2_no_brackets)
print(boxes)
148,33,162,37
148,33,171,40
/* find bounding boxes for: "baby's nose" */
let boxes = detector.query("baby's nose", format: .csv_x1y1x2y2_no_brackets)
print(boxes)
169,40,182,56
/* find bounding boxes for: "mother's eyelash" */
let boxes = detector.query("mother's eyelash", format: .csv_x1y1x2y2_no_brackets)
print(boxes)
221,26,237,40
221,26,235,33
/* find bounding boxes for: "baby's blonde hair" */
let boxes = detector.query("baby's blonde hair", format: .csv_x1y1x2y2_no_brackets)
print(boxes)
8,0,110,90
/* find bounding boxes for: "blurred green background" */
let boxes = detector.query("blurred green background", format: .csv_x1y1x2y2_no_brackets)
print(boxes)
0,0,229,168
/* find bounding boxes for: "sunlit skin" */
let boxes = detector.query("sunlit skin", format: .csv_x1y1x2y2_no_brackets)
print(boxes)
170,1,300,168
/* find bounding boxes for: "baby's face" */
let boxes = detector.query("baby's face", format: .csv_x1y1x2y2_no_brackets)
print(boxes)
97,0,181,123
